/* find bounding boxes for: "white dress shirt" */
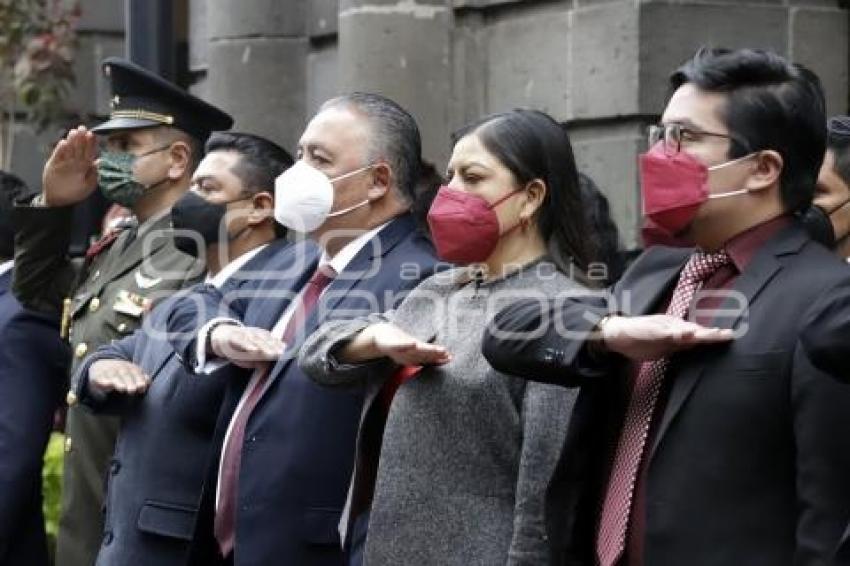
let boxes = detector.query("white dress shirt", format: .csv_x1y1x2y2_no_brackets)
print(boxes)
0,260,14,279
205,244,268,289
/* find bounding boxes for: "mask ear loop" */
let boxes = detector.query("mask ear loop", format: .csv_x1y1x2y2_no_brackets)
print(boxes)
706,151,759,173
325,164,378,218
706,152,764,200
327,199,370,218
221,194,265,243
822,196,850,247
329,164,374,184
135,144,178,192
825,195,850,217
489,188,530,237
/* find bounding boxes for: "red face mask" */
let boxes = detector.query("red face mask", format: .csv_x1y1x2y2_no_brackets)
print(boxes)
639,142,757,246
426,186,522,264
640,217,696,248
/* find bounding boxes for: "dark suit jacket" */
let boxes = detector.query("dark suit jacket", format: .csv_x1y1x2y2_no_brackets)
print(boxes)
483,223,850,566
167,215,438,566
0,269,67,566
70,240,297,566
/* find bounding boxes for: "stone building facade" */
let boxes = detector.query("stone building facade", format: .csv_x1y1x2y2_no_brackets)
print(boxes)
15,0,850,247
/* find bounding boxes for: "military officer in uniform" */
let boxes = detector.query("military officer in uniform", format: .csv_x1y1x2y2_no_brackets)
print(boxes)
12,57,233,566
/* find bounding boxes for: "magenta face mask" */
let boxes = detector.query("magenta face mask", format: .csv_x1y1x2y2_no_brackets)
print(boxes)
639,143,757,245
426,186,522,264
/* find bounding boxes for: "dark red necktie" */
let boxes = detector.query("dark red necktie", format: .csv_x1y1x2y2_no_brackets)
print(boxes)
596,250,730,566
214,265,336,557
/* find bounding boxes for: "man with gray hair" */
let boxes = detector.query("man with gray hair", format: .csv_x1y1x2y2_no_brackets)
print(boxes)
164,92,438,565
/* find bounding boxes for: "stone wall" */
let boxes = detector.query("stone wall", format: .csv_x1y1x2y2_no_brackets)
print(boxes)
13,0,849,248
188,0,849,248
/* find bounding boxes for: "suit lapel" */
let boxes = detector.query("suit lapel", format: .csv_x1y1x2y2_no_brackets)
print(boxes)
612,246,691,318
148,350,177,383
320,215,415,315
266,215,415,384
628,259,687,316
648,225,805,458
252,256,319,332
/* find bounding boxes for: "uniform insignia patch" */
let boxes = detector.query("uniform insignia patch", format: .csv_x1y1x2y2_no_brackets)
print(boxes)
113,290,151,318
135,271,163,289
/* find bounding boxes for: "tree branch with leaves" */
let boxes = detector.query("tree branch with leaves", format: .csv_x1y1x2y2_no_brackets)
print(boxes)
0,0,80,169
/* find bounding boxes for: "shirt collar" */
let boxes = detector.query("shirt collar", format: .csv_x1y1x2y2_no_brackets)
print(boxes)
206,244,269,288
136,208,169,237
0,260,13,278
723,215,791,272
320,221,390,275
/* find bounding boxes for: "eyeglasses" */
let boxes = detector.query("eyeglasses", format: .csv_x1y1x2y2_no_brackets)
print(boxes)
647,123,749,155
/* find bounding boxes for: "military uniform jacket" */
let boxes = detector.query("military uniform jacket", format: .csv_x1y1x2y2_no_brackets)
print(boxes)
12,203,204,566
13,205,204,375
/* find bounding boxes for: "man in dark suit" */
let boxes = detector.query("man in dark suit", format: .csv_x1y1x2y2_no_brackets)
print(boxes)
165,93,438,566
66,133,296,565
0,171,67,566
798,118,850,564
483,48,850,566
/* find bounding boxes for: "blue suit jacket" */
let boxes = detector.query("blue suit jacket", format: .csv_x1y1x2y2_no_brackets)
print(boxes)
0,268,67,566
167,215,438,566
72,239,304,566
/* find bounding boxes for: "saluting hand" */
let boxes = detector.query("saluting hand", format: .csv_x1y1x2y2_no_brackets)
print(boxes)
341,322,451,367
42,125,99,207
210,325,284,369
599,314,734,361
88,360,151,396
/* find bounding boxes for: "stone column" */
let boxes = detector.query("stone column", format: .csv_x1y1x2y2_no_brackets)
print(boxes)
337,0,454,168
204,0,309,153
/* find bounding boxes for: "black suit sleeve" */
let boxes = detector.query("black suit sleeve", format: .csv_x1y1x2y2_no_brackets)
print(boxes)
165,283,244,371
800,278,850,381
482,289,621,387
74,332,143,415
12,205,79,316
0,310,66,552
791,339,850,562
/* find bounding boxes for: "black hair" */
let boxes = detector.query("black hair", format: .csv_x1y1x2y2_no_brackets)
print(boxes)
0,171,34,259
410,160,442,240
827,116,850,187
578,173,626,284
670,47,827,213
453,108,592,274
321,92,422,204
205,131,294,239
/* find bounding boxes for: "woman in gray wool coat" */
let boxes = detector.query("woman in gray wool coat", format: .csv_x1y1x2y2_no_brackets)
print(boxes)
299,109,595,566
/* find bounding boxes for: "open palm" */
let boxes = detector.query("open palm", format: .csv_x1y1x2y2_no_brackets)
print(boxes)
370,323,451,366
42,125,99,207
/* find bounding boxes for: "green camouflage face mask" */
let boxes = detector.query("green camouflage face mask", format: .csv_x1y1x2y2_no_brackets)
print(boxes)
97,145,170,207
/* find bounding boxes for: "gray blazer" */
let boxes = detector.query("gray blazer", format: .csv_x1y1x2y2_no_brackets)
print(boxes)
300,260,580,566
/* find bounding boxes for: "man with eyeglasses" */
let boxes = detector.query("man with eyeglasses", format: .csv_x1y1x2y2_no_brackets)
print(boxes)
12,58,232,566
483,47,850,565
